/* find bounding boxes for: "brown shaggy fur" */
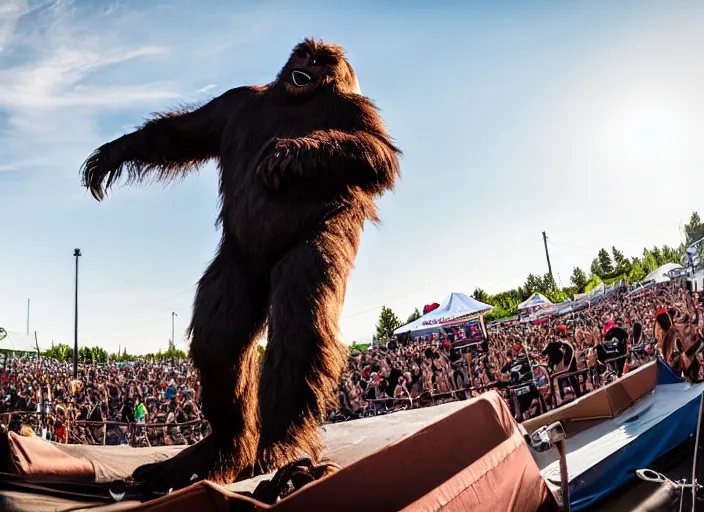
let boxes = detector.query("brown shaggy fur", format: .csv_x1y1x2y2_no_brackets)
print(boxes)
80,38,401,491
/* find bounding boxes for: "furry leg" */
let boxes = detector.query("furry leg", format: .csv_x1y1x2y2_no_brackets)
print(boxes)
256,212,361,471
132,240,268,490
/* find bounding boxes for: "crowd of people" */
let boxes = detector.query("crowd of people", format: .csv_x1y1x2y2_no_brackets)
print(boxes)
2,278,702,445
0,358,208,446
329,279,704,422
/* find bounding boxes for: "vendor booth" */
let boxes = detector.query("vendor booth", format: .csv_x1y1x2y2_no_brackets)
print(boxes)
517,293,553,321
393,292,494,348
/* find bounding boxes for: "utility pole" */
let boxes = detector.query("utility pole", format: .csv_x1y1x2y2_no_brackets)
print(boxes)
73,248,81,379
172,312,178,346
26,298,30,335
542,231,554,284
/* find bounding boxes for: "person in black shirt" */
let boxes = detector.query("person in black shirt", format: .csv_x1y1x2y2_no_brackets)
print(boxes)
542,327,582,402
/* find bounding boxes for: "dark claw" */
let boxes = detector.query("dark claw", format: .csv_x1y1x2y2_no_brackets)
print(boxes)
80,146,119,202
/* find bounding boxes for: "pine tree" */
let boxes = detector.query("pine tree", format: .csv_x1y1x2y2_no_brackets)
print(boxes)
375,306,401,344
570,267,588,291
685,211,704,244
597,248,614,274
651,246,664,266
472,288,490,302
406,308,422,324
590,258,603,278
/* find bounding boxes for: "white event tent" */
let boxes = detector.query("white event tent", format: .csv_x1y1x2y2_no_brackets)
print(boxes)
393,292,494,336
641,262,683,285
517,293,553,311
0,328,38,353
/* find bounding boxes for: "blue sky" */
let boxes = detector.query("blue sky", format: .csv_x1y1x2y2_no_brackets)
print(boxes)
1,0,704,354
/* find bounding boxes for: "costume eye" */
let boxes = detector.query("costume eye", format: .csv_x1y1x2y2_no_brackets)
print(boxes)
312,58,318,65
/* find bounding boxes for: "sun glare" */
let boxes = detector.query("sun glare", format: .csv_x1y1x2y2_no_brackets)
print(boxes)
611,96,690,160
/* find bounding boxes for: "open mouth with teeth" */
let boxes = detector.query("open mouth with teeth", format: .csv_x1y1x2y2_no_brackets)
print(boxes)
291,69,312,87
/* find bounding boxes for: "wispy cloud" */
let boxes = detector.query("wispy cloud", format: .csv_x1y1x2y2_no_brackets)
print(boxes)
196,83,218,95
0,0,29,53
0,2,184,179
0,0,270,179
0,47,175,110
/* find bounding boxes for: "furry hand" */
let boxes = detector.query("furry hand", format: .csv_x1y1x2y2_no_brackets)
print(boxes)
80,142,124,201
256,138,308,192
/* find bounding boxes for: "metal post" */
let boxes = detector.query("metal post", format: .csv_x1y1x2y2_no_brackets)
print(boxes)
692,392,703,511
543,231,554,284
172,312,177,345
73,249,81,379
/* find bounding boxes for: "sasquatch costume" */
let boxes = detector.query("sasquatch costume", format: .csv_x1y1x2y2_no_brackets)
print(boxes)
80,38,401,490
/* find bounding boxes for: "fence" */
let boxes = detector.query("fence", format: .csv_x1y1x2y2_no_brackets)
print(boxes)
355,380,500,419
0,408,209,447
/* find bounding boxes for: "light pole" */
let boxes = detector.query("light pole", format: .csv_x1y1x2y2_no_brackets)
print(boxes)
73,248,81,379
172,312,177,345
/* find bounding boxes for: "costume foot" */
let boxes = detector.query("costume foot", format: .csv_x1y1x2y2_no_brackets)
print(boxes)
132,436,252,492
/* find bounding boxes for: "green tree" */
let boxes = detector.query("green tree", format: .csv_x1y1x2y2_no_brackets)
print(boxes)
570,267,588,292
472,288,490,303
660,244,683,264
86,346,108,363
590,257,603,278
78,346,91,363
542,273,557,292
628,260,646,282
650,246,664,266
375,306,401,344
42,343,73,362
484,307,511,322
642,250,658,274
584,274,603,293
406,308,422,324
523,274,543,294
681,211,704,265
685,211,704,244
611,246,626,267
491,290,521,313
545,287,569,303
598,248,614,274
611,246,631,274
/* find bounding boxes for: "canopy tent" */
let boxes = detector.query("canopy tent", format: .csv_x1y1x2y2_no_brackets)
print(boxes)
393,292,494,336
641,262,682,285
517,293,553,311
574,282,607,301
0,328,38,353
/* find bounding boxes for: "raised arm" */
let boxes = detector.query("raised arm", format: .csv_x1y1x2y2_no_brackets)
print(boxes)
80,87,252,201
255,95,401,195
